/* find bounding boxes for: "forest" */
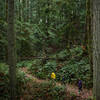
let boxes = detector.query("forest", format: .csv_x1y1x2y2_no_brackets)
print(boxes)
0,0,100,100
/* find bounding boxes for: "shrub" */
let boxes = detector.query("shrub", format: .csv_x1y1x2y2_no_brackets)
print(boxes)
0,63,30,99
22,81,67,100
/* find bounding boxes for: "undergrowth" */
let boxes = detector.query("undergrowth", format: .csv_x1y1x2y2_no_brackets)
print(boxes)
0,63,67,100
17,46,93,89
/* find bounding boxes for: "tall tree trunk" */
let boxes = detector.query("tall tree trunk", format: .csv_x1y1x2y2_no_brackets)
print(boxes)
30,0,33,23
5,0,8,22
22,0,25,21
7,0,16,99
86,0,93,76
26,0,30,22
93,0,100,100
19,0,22,21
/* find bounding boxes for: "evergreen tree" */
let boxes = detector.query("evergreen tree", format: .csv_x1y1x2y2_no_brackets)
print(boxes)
7,0,16,99
93,0,100,99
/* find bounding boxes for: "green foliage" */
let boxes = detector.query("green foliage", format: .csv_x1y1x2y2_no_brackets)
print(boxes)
0,0,93,99
70,46,83,57
17,60,33,68
0,0,87,61
0,63,30,99
21,81,66,100
0,19,7,61
0,63,8,74
70,92,77,100
57,50,70,60
57,59,92,88
86,96,93,100
43,61,57,74
0,63,67,100
17,46,93,88
0,63,9,99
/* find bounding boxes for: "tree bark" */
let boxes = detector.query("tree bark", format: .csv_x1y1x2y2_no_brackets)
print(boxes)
26,0,30,22
93,0,100,100
7,0,16,99
5,0,8,21
86,0,93,76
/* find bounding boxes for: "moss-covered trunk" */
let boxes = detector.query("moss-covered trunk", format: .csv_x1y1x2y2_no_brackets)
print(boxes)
7,0,16,99
86,0,93,76
93,0,100,99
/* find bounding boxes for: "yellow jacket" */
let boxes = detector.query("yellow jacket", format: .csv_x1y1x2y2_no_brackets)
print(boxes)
51,72,56,79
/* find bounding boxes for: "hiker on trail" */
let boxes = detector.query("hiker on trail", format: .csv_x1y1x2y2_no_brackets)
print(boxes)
62,76,66,85
78,78,82,94
51,72,56,86
51,72,56,80
62,71,66,85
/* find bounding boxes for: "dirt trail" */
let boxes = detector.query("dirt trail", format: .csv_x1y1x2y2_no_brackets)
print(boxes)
20,67,93,100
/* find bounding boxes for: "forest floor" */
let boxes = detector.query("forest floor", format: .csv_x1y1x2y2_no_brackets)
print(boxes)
20,67,93,100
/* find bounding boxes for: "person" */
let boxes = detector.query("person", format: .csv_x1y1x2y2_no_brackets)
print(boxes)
51,72,56,80
51,72,56,86
62,75,66,85
78,78,82,94
62,71,66,85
